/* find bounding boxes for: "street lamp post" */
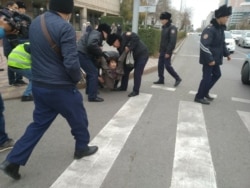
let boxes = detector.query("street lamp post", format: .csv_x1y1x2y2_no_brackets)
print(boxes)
132,0,140,33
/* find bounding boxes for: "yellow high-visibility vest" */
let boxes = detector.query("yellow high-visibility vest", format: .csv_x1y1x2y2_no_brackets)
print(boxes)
8,43,31,69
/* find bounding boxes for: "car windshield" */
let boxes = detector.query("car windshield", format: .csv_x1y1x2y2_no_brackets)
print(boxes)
225,31,233,39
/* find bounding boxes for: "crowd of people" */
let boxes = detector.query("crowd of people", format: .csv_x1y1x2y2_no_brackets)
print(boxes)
0,0,232,181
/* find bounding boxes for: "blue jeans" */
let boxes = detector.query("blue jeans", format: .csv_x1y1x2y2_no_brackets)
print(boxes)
0,94,9,145
6,85,90,165
9,67,32,96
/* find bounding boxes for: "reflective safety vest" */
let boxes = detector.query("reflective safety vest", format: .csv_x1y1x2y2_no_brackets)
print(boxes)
7,43,31,69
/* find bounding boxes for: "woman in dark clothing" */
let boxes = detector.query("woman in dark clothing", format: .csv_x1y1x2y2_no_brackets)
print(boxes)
107,32,149,97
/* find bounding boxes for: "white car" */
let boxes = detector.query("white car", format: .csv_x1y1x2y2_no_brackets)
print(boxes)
224,31,235,53
230,30,242,44
238,32,250,48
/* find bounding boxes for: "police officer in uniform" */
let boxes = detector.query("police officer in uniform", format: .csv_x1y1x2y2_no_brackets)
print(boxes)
194,5,232,105
153,12,182,87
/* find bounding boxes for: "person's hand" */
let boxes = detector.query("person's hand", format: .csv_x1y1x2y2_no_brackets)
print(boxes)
227,56,231,61
125,46,130,53
165,53,170,58
208,61,215,66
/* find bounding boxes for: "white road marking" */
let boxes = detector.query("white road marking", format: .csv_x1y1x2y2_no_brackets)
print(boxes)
50,93,152,188
189,90,217,98
232,97,250,104
151,84,176,91
237,111,250,133
170,101,217,188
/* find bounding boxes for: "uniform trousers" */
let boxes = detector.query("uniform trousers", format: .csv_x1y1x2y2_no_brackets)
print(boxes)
6,85,90,165
196,64,221,99
120,56,148,93
78,52,99,100
157,52,180,82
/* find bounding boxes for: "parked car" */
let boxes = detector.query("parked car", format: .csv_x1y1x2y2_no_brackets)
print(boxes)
241,54,250,85
230,30,243,44
224,31,235,53
238,32,250,48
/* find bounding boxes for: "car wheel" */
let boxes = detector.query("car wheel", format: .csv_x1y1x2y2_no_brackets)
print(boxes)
241,62,250,85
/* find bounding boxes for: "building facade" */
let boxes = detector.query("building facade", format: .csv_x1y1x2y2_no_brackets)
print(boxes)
0,0,120,31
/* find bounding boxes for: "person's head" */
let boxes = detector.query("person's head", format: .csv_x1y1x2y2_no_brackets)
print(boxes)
159,12,172,25
16,1,26,14
108,58,118,70
97,23,111,39
49,0,74,22
6,1,18,12
107,33,122,48
214,5,232,25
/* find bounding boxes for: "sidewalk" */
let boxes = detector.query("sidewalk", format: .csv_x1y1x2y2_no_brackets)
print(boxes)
0,45,158,101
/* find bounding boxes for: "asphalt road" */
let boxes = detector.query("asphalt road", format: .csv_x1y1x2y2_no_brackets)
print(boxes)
0,34,250,188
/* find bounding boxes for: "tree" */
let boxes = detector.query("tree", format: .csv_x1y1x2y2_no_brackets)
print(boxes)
120,0,133,23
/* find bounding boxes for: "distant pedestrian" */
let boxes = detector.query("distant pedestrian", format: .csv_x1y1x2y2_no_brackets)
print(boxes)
107,32,149,97
0,0,98,180
153,12,182,87
194,5,232,105
111,23,117,34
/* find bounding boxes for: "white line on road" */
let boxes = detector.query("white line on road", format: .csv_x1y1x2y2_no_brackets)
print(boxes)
151,84,176,91
237,111,250,133
232,97,250,104
50,93,152,188
170,101,217,188
189,90,217,98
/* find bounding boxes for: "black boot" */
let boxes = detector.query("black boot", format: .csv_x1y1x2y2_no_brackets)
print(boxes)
0,160,21,180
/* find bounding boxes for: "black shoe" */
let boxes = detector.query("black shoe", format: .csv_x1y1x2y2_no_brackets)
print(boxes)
174,78,182,87
74,146,98,159
21,95,33,102
88,97,104,102
153,80,164,84
194,98,210,105
128,91,139,97
15,80,27,85
205,94,214,101
0,160,21,180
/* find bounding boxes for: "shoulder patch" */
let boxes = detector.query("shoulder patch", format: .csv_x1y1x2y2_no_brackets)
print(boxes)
126,32,132,36
203,33,209,39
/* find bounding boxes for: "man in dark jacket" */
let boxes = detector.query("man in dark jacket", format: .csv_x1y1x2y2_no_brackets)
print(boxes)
153,12,182,87
194,5,232,105
107,32,149,97
77,23,111,102
0,0,98,180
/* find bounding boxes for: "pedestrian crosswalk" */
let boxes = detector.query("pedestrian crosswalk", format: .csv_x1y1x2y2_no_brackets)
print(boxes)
49,91,250,188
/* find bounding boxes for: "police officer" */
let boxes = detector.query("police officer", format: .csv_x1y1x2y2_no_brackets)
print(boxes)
7,42,33,101
153,11,182,87
194,5,232,105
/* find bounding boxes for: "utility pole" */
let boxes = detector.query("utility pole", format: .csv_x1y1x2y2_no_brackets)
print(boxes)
132,0,140,33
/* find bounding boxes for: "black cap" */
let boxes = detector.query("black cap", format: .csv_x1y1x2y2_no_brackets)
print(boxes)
107,34,122,46
215,5,232,18
160,12,171,20
16,1,26,9
97,23,111,35
49,0,74,14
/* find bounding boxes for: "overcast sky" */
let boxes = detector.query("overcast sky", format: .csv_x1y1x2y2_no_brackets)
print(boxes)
171,0,220,29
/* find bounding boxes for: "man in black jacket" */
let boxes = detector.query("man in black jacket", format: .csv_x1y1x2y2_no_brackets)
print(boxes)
153,12,182,87
194,5,231,105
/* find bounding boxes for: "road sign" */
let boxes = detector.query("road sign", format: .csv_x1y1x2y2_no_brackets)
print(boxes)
139,6,156,13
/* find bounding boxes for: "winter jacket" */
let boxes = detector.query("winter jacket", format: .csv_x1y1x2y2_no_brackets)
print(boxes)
159,22,177,54
199,18,230,65
117,32,148,61
29,11,81,88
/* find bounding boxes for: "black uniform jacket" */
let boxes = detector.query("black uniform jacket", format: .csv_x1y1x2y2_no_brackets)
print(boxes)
159,22,177,54
199,18,230,66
